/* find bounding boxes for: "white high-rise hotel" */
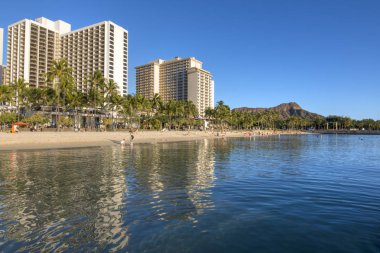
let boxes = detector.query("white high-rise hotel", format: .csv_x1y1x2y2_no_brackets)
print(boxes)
0,28,4,85
0,28,4,65
5,17,128,95
136,57,214,116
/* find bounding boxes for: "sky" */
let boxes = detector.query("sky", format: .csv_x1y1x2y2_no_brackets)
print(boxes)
0,0,379,120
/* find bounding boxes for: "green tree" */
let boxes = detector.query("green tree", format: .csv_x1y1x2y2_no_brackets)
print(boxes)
119,95,136,127
104,79,120,128
87,70,105,128
67,90,86,128
58,116,74,128
47,59,74,127
24,113,49,126
214,101,231,132
26,87,45,110
151,93,163,114
0,112,17,130
0,85,15,106
11,78,28,121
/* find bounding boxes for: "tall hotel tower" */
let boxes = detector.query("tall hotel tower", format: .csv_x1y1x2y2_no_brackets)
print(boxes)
61,21,128,95
136,57,214,116
0,28,4,65
0,28,4,85
5,17,128,95
6,18,68,87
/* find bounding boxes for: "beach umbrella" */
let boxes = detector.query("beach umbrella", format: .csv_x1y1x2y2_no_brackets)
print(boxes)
14,122,28,126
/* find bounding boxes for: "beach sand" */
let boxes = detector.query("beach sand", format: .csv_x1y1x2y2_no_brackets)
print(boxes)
0,129,306,151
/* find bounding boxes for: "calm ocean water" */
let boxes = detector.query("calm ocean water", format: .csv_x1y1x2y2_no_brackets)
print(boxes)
0,135,379,252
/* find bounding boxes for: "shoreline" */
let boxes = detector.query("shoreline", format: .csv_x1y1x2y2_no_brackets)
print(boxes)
0,130,307,151
315,130,380,135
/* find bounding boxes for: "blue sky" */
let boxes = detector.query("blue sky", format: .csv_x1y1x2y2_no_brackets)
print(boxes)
1,0,379,119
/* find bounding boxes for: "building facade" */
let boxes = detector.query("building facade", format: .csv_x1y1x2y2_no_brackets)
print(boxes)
0,28,4,85
0,65,6,85
136,57,214,116
5,18,68,87
135,60,160,99
5,17,128,95
187,68,214,117
0,28,3,65
61,21,128,95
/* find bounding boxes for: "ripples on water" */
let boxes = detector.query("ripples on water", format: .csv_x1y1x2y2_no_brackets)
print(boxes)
0,135,379,252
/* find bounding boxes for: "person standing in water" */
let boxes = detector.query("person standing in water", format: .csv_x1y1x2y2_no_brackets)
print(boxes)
129,128,135,142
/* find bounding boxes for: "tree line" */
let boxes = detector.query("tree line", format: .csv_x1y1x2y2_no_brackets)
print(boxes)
0,59,200,130
205,102,380,131
1,59,379,131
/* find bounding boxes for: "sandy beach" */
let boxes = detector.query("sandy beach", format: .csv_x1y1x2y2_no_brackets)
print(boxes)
0,129,307,151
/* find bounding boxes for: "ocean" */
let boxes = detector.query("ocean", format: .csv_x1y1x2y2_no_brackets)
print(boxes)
0,135,379,252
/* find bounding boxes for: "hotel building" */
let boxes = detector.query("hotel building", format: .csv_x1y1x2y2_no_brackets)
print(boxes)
0,65,6,85
5,18,68,87
0,28,4,85
61,21,128,95
0,28,3,65
136,57,214,116
5,17,128,95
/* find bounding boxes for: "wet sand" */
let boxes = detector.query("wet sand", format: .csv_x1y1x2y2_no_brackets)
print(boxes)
0,130,307,151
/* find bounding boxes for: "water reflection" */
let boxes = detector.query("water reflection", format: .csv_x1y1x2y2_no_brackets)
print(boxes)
1,135,378,252
0,139,218,251
0,147,129,251
129,139,216,222
94,146,129,251
186,139,215,214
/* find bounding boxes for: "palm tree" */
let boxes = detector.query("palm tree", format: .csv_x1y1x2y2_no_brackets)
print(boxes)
67,90,86,128
88,85,102,128
165,100,179,129
215,100,231,132
151,93,163,114
104,79,119,128
0,85,15,106
60,75,75,111
183,100,198,129
88,70,105,128
119,95,135,127
313,116,326,130
11,78,28,121
184,101,198,118
111,94,124,128
104,79,119,109
104,79,119,99
41,87,56,109
26,87,44,110
205,108,215,118
230,111,240,130
134,94,150,114
47,59,73,128
204,107,216,130
130,94,150,128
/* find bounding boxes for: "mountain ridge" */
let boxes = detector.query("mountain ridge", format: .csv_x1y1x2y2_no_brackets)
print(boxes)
233,102,322,119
